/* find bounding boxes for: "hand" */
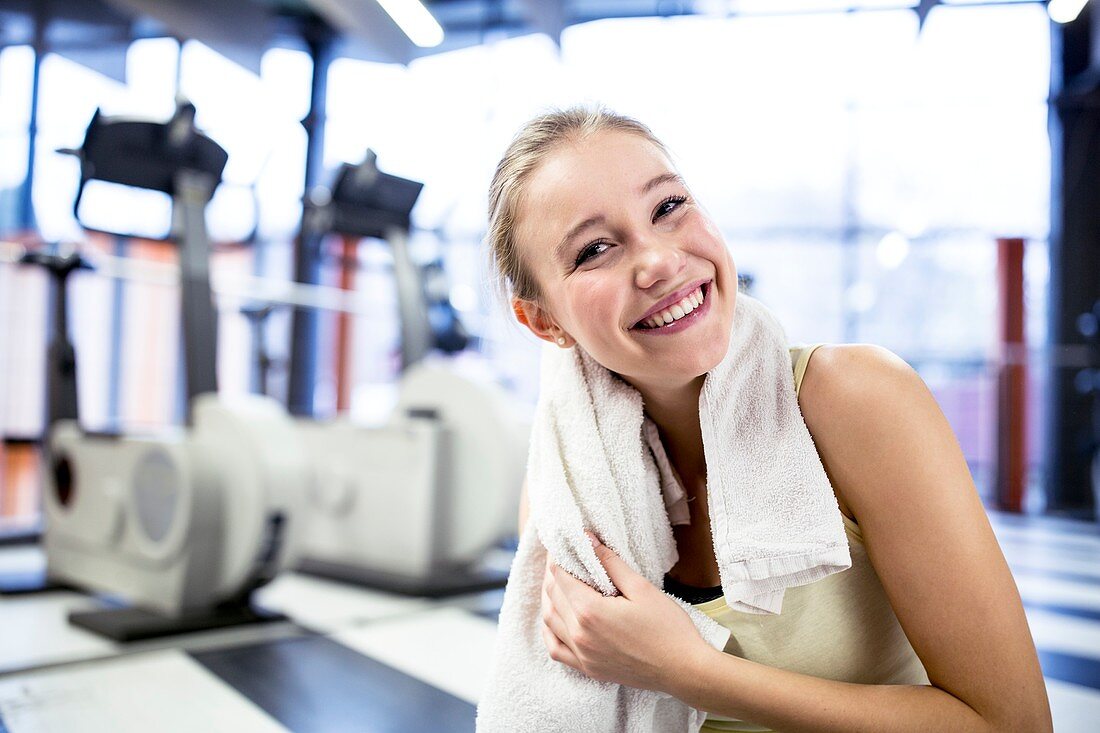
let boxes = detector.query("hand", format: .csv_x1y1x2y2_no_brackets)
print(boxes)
540,532,711,693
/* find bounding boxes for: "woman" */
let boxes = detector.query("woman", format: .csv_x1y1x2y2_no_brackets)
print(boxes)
486,106,1051,732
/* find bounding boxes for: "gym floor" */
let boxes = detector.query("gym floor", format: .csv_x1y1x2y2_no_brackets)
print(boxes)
0,511,1097,732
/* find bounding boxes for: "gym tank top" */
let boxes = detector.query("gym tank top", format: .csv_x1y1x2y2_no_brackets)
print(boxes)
671,344,931,733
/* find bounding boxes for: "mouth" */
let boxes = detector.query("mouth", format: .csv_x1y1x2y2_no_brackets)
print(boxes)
631,280,712,333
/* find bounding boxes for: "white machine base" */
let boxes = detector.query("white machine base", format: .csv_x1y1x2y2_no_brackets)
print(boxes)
68,601,287,643
296,557,508,598
296,362,529,597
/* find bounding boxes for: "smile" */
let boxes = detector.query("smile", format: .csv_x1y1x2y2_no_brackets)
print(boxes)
632,281,711,334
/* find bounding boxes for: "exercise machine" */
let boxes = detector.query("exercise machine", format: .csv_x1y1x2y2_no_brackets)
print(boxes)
38,101,310,640
286,153,528,596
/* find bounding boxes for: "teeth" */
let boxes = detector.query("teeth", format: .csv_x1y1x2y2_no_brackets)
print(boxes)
640,285,705,329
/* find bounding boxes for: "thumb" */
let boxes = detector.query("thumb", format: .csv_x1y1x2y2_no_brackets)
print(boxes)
586,532,646,597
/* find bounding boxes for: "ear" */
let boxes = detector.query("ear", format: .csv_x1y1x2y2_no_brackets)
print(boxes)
513,298,562,345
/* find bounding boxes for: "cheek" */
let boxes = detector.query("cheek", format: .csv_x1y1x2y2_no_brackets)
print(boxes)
558,279,611,325
696,219,736,282
563,280,625,341
574,282,621,323
695,216,727,257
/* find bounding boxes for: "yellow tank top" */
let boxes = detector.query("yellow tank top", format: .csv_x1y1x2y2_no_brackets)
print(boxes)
698,344,930,732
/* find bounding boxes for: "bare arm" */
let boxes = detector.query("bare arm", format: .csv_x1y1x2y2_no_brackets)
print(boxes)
666,345,1051,732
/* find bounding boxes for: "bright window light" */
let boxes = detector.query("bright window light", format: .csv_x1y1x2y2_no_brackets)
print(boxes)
1048,0,1089,24
876,232,911,270
376,0,444,48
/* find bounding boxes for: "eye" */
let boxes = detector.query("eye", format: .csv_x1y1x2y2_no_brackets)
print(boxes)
574,239,610,267
654,194,688,221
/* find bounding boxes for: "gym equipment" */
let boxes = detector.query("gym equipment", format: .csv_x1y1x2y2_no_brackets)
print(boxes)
241,303,282,397
0,247,91,595
287,153,528,596
421,256,473,355
19,247,91,428
38,101,310,640
296,362,527,596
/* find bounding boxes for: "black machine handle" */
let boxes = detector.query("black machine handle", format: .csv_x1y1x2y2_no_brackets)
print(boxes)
66,101,228,216
62,100,228,422
18,248,93,426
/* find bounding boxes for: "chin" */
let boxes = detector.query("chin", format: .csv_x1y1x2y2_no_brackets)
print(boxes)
699,344,729,374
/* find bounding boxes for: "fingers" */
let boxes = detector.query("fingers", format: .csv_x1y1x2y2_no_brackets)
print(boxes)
541,621,581,670
542,562,586,664
541,567,558,632
547,564,583,631
544,564,582,637
587,533,645,599
543,563,585,669
542,588,574,646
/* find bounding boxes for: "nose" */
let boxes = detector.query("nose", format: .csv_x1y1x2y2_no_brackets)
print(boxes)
633,235,687,291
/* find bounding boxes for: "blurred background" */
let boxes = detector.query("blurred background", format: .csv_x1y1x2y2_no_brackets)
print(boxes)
0,1,1097,732
2,0,1090,523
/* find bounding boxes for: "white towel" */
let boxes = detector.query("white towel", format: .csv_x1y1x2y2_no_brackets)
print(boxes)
475,293,852,732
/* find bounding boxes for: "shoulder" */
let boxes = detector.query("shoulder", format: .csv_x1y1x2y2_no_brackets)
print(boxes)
798,343,915,408
797,343,924,436
796,344,941,520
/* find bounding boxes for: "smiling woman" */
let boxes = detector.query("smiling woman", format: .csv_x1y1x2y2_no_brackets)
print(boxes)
490,111,738,412
476,106,1052,733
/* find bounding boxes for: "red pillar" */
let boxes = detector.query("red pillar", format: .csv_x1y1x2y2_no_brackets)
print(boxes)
334,235,357,414
995,238,1027,513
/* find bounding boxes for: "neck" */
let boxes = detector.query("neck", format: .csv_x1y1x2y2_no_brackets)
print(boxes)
632,373,708,478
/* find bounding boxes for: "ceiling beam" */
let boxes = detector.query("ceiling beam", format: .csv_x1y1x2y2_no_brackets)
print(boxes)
104,0,275,73
517,0,566,45
305,0,415,64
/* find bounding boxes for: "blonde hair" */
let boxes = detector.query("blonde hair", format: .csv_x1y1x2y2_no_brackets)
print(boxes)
485,106,672,317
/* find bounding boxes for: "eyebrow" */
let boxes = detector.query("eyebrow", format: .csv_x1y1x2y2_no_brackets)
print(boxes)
554,172,686,264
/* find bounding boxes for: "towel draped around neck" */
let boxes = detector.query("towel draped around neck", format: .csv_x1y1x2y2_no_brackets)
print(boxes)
476,293,851,732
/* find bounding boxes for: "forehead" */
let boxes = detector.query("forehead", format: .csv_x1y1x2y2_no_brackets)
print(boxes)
515,131,674,266
524,131,671,214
